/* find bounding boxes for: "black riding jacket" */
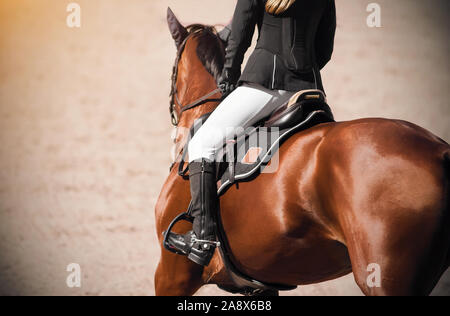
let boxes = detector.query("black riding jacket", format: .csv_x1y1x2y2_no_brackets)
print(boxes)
225,0,336,92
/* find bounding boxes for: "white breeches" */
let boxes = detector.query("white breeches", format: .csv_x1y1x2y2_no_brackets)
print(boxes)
188,83,295,162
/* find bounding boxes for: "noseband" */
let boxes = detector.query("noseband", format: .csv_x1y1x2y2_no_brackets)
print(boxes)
169,29,223,126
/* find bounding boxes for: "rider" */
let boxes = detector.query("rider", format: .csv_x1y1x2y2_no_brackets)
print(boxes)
167,0,336,266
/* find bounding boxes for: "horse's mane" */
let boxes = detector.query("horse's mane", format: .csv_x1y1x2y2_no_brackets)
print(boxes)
185,24,225,82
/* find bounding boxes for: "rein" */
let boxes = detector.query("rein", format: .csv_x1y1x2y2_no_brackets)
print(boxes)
172,87,222,125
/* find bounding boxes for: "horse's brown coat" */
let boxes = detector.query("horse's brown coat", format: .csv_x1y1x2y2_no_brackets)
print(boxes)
155,19,450,296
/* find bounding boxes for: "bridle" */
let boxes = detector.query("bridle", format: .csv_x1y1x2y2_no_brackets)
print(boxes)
168,26,225,173
169,29,223,126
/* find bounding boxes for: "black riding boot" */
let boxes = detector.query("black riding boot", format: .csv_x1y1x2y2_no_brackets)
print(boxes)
167,159,219,266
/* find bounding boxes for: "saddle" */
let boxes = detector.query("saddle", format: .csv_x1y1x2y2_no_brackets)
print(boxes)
165,89,334,295
217,89,333,196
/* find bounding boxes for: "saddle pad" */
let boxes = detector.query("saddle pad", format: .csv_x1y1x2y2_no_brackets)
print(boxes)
216,110,332,196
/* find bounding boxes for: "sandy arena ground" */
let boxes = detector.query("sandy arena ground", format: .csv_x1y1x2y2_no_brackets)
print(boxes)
0,0,449,295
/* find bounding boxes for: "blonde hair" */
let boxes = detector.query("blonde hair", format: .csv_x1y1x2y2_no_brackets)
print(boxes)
265,0,296,15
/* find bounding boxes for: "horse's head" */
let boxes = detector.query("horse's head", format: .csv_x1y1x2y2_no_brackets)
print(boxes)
167,8,227,157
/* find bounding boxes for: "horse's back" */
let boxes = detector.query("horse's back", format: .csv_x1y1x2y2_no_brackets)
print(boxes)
208,118,450,294
317,118,450,226
310,118,450,295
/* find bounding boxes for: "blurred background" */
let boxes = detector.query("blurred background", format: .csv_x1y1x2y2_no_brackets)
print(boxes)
0,0,449,295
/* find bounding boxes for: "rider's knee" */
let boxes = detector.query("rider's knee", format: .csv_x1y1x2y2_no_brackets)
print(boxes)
188,135,216,162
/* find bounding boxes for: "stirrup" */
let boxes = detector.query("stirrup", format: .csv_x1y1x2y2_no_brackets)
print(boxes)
163,212,194,255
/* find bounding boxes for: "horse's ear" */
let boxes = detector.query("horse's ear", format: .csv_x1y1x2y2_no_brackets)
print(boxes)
218,22,232,44
167,7,188,50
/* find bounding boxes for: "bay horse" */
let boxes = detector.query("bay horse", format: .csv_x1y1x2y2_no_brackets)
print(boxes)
155,9,450,296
